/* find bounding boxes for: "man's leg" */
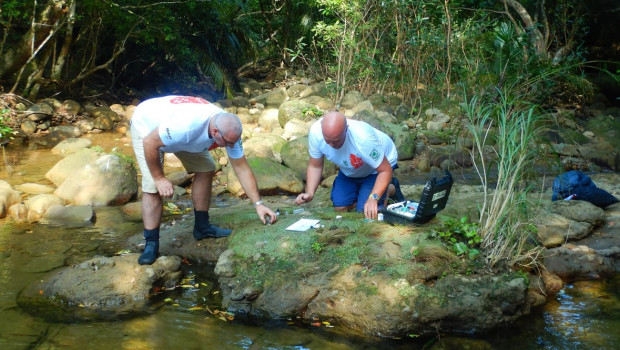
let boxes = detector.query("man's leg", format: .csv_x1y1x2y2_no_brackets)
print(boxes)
389,177,405,202
356,174,389,212
138,192,163,265
331,171,359,212
192,172,232,239
132,124,164,265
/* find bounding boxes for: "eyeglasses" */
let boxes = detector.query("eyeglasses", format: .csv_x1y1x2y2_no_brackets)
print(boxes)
214,119,237,147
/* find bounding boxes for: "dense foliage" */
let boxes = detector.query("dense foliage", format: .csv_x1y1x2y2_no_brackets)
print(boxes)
0,0,615,104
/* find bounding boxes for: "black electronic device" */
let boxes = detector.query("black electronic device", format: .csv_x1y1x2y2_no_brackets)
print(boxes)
381,171,453,225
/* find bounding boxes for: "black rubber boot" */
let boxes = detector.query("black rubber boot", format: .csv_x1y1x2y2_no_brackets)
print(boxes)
390,177,406,202
138,228,160,265
193,210,232,240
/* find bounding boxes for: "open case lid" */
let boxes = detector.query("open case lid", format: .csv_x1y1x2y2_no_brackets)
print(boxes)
412,171,453,223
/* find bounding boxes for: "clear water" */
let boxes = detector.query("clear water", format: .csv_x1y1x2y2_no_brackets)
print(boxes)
1,135,618,350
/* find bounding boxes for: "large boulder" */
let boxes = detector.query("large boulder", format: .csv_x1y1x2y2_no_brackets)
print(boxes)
282,118,311,140
45,148,100,186
225,156,303,196
17,255,182,321
54,154,138,206
278,100,318,127
214,212,529,337
536,200,605,247
242,134,287,163
280,136,338,181
352,110,416,160
257,108,281,131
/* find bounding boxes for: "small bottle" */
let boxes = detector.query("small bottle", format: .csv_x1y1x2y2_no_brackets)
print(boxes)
378,213,384,221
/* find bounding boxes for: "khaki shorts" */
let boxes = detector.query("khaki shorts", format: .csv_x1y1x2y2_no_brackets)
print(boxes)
131,125,216,193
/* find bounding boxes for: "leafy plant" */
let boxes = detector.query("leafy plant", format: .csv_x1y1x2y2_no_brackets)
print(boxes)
312,242,324,254
302,106,323,118
0,111,16,141
432,217,481,260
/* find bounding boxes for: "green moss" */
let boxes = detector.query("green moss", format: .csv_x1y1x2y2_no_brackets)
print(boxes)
355,283,379,296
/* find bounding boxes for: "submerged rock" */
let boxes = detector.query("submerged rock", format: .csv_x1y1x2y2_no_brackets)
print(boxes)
17,254,182,321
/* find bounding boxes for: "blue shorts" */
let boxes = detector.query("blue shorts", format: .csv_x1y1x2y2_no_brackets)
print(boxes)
331,166,397,212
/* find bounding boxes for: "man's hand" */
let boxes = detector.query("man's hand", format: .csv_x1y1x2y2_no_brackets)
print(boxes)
295,192,314,205
154,177,174,198
364,198,379,220
256,204,277,224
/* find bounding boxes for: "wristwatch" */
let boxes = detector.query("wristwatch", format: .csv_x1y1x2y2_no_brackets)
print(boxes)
369,193,379,200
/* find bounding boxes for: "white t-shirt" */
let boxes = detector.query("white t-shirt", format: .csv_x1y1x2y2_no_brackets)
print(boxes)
308,118,397,177
131,95,243,159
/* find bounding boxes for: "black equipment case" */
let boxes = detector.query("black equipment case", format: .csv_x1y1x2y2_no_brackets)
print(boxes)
381,171,453,225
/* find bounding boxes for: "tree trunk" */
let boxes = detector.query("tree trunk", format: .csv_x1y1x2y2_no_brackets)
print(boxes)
502,0,547,57
0,0,67,81
51,0,76,81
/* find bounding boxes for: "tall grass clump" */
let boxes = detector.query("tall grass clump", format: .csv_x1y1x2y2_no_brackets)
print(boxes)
462,87,545,268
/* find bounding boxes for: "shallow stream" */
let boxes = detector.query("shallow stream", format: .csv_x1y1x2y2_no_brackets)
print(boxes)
0,133,618,349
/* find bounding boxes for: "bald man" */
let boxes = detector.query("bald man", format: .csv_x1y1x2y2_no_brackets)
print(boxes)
295,111,404,219
131,96,277,265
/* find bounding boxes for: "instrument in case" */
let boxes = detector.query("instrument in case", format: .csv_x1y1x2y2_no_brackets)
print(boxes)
381,171,453,225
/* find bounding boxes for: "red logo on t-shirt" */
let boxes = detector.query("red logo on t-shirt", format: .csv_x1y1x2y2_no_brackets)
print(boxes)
169,96,209,104
350,154,364,169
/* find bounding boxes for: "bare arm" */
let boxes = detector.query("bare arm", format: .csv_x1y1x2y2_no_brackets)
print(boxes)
229,156,277,224
143,128,174,198
364,156,393,219
295,156,324,205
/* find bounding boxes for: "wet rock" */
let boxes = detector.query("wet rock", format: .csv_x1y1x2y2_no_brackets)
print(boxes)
20,120,37,133
22,254,66,273
541,272,564,295
40,204,94,226
17,254,182,322
54,154,138,206
542,244,615,280
14,183,55,195
45,148,100,186
51,137,92,156
225,156,303,196
8,203,28,222
214,249,236,277
25,194,65,223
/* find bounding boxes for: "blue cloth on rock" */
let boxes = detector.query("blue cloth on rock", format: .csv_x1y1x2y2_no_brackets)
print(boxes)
552,170,619,208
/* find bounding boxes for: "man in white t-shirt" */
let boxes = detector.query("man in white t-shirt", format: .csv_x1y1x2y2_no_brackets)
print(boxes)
131,96,277,265
295,111,404,219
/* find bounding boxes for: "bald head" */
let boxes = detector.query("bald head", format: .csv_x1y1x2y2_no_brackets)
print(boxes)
215,112,242,137
321,111,347,149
